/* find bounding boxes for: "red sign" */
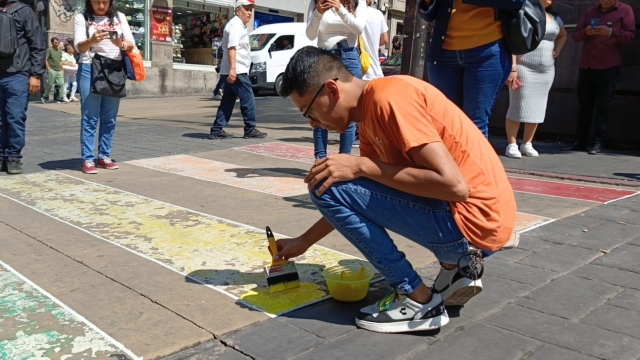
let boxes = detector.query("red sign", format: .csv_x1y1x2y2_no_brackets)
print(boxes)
151,6,173,42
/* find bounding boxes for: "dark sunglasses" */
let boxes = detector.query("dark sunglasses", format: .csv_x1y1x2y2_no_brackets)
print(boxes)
302,78,339,120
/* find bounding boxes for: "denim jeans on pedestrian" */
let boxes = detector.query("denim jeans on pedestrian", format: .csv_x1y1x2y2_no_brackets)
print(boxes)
0,73,29,159
213,77,225,96
310,177,470,294
428,40,511,139
313,47,361,159
210,74,257,135
78,63,121,162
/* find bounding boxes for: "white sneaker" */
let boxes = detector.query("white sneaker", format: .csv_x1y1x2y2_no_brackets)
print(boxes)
520,142,539,157
505,143,522,159
355,290,449,333
432,266,483,306
212,94,223,100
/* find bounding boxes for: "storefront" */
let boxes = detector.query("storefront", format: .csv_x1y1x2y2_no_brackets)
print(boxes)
253,8,295,29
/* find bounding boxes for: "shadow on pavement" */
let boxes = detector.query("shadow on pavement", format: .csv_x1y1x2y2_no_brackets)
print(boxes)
614,173,640,181
38,158,85,171
181,132,212,140
224,167,308,179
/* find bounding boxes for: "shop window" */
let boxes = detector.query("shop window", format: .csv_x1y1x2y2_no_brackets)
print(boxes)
172,10,228,66
117,0,150,60
272,35,294,51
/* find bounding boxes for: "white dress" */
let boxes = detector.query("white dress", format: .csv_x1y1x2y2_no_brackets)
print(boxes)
506,15,563,124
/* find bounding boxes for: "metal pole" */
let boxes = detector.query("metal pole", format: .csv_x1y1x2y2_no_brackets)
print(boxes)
400,0,429,80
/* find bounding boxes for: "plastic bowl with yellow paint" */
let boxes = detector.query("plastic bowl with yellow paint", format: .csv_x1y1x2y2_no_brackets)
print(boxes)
322,265,374,302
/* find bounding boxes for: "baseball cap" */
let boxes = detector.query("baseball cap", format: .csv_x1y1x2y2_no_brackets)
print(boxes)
236,0,255,6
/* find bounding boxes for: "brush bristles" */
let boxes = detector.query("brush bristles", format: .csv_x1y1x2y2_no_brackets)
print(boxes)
266,272,301,293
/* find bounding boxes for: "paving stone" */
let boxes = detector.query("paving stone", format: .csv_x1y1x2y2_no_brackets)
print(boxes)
593,245,640,273
517,244,602,273
541,221,639,251
572,264,640,291
525,220,592,242
524,344,598,360
221,320,326,360
515,234,555,252
608,194,640,210
292,328,431,360
581,205,640,226
515,276,620,320
630,237,640,246
581,305,640,339
607,289,640,312
416,262,442,284
162,340,251,360
485,305,640,360
491,248,531,263
484,258,558,286
461,275,533,320
562,214,608,228
279,282,389,341
406,322,540,360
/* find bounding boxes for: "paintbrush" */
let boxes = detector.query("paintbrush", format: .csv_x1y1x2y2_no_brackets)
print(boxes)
264,226,301,293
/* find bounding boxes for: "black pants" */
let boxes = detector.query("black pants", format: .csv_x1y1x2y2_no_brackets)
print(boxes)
576,66,620,145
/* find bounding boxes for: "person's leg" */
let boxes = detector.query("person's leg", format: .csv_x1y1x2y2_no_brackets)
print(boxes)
1,74,29,173
336,50,362,152
78,63,102,162
69,73,78,100
234,74,258,135
313,127,329,159
0,76,7,161
63,73,72,102
210,75,237,135
592,66,620,146
43,70,55,101
97,96,121,160
505,119,520,145
523,123,538,144
54,70,66,102
427,49,464,108
462,41,511,138
574,69,596,147
213,77,224,96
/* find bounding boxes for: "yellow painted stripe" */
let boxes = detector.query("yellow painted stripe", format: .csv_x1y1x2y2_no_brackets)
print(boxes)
0,172,379,316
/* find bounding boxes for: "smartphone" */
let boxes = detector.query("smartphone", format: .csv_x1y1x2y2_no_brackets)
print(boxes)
509,78,522,90
606,22,613,28
590,18,600,28
108,31,119,40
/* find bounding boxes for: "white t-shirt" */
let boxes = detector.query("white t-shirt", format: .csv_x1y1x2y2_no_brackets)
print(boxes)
220,15,251,75
362,6,388,80
306,1,366,49
73,13,134,64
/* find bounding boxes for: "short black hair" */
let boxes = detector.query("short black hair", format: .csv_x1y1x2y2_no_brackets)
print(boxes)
51,37,59,45
280,46,355,99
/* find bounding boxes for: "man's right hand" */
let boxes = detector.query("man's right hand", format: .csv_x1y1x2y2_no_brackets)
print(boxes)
28,77,41,94
587,26,611,36
227,70,237,84
271,236,313,261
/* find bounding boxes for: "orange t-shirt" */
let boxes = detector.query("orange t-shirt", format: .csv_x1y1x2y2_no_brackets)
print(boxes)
359,76,516,252
442,0,503,50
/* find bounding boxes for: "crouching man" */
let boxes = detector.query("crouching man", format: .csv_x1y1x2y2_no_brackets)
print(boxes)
275,46,517,333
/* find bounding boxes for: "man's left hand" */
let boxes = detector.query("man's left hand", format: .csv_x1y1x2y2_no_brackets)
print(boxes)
592,26,613,36
28,77,41,94
305,154,367,195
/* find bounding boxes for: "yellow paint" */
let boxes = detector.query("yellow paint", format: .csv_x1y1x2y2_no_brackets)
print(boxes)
268,280,301,294
323,266,374,302
0,173,381,315
240,283,326,315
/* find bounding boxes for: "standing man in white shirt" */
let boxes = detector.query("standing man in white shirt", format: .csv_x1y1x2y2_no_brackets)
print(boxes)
209,0,267,139
362,0,389,80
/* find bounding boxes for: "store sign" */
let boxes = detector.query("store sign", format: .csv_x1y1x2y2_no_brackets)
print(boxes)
151,6,173,42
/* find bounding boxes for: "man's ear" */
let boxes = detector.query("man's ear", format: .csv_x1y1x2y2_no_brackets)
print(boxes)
325,79,341,102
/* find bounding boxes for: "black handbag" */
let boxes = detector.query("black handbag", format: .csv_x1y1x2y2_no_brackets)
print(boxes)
496,0,547,55
91,53,127,98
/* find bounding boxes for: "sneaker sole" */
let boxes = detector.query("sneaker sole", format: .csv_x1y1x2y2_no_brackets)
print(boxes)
97,166,119,170
7,170,23,175
443,281,483,306
355,313,449,333
82,170,98,174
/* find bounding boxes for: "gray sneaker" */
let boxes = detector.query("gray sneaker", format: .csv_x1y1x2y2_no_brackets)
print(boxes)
208,130,234,139
243,129,267,139
355,290,449,333
6,158,22,175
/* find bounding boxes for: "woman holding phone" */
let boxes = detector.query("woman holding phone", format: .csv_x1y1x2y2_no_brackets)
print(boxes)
74,0,134,174
504,0,566,158
306,0,365,160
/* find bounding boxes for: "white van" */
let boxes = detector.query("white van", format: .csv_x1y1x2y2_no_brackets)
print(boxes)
248,23,317,95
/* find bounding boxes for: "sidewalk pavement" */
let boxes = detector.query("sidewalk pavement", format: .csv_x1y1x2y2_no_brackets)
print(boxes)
1,96,638,359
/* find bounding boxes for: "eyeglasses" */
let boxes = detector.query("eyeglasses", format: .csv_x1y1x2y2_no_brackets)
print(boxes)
302,78,338,121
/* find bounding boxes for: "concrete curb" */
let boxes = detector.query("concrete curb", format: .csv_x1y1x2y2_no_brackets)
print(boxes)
505,168,640,188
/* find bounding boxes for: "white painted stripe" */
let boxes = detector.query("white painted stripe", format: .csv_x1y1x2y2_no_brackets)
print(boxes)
514,190,602,204
0,259,141,360
603,191,640,205
518,218,558,234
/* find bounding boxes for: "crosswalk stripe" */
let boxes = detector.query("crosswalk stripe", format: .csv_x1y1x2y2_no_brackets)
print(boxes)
0,172,380,316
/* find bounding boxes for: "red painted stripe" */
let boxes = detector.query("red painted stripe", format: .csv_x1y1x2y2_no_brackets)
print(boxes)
509,177,636,203
234,143,637,204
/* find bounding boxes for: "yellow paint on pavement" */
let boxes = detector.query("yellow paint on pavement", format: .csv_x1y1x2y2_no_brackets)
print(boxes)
0,172,379,316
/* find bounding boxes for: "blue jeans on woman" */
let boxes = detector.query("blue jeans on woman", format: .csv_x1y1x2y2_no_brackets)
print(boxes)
310,177,470,294
428,40,511,139
313,47,361,159
78,63,121,161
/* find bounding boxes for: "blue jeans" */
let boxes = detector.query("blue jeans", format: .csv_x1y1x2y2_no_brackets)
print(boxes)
210,74,257,135
0,73,29,159
78,63,121,161
428,40,511,139
310,177,470,294
313,47,361,159
213,76,224,96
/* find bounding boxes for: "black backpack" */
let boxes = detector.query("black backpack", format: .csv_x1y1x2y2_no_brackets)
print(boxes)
496,0,547,55
0,2,23,58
